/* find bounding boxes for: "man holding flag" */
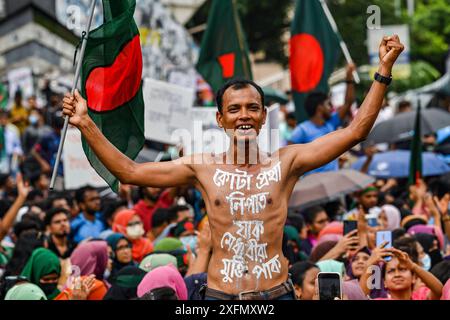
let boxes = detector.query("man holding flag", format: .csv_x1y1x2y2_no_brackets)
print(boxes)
63,31,404,299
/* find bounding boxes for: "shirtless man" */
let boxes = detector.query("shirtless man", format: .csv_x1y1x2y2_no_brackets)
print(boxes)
63,36,404,300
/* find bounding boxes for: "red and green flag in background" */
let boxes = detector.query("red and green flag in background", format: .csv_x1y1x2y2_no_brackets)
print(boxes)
290,0,341,122
81,0,144,192
196,0,253,93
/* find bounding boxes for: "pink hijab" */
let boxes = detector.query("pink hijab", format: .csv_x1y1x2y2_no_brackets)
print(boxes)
137,265,187,300
381,205,401,230
441,279,450,300
343,279,368,300
70,241,109,279
407,224,445,250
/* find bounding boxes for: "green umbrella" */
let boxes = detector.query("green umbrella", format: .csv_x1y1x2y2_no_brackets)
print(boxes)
262,86,289,105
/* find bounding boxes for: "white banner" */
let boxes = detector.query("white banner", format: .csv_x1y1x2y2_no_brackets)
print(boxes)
367,24,411,79
7,67,34,101
63,128,108,190
143,78,195,145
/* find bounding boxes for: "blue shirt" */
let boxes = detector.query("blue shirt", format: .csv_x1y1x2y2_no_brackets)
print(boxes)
70,212,106,243
290,112,341,175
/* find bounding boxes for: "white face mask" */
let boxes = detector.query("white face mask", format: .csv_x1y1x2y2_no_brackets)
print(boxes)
126,224,145,239
103,268,111,280
421,253,431,271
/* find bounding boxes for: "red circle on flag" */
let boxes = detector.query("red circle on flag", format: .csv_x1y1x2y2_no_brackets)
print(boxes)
290,34,324,93
86,35,142,112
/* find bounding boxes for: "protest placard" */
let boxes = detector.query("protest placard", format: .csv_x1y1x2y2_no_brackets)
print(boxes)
63,128,108,190
143,78,195,145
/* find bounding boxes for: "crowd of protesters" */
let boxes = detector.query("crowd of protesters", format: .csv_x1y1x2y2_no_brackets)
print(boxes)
0,78,449,300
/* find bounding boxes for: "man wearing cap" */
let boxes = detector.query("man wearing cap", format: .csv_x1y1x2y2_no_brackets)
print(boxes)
344,185,381,221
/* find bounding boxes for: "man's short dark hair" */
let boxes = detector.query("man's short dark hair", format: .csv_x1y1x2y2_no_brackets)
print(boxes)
304,92,328,118
44,207,70,226
301,205,326,224
46,192,69,210
215,78,265,114
75,185,97,204
167,205,190,223
152,208,169,229
286,112,297,121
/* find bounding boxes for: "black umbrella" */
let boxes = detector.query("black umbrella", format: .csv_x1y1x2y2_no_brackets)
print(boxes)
365,108,450,145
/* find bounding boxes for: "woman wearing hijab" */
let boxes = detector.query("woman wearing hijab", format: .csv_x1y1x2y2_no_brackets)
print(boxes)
137,265,187,300
70,240,109,280
54,240,110,300
360,245,443,300
4,283,47,300
378,204,401,230
112,210,153,263
20,248,61,299
103,266,146,300
139,253,177,273
316,259,345,276
347,247,371,280
152,237,188,276
106,233,135,284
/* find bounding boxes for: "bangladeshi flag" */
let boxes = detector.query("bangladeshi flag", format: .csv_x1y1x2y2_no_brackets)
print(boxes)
80,0,144,192
290,0,341,122
196,0,253,93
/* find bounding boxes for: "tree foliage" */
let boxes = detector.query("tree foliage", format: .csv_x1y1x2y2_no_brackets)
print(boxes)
186,0,292,65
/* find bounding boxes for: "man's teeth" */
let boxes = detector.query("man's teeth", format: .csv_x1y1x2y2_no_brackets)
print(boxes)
238,125,252,129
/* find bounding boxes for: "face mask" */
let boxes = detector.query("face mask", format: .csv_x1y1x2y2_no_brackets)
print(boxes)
421,253,431,271
103,268,111,280
126,224,145,239
180,235,198,251
40,283,58,297
29,114,39,125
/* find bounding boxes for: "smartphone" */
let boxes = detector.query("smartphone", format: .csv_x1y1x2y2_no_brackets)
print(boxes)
376,230,392,262
343,220,358,236
317,272,342,300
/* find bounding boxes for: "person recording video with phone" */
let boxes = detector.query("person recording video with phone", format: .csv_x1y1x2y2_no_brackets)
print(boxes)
359,243,443,300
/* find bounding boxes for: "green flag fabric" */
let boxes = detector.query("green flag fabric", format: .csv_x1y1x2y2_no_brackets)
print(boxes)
408,103,423,185
80,0,144,193
196,0,253,93
290,0,341,122
0,83,8,110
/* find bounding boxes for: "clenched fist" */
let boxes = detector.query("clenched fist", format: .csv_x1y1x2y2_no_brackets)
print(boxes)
379,34,405,70
62,89,89,128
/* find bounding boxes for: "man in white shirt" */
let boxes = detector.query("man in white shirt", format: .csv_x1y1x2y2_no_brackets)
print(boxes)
0,110,23,174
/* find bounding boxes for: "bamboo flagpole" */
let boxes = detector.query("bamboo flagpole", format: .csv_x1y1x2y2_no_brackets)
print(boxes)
50,0,97,190
319,0,360,83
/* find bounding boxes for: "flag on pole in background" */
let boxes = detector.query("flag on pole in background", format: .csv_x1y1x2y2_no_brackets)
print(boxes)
196,0,253,93
290,0,341,122
0,83,8,110
408,102,423,185
81,0,144,193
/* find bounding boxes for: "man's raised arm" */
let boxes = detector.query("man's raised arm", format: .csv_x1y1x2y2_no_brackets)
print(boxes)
289,35,404,175
62,91,196,188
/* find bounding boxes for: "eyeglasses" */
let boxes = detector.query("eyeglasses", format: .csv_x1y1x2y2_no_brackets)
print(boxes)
127,221,141,227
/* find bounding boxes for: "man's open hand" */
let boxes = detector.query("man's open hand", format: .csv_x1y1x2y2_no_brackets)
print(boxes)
379,35,404,70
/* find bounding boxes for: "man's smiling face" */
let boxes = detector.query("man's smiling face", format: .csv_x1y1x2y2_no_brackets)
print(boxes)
216,84,267,143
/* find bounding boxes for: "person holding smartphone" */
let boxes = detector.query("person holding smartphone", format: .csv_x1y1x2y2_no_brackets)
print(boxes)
359,243,443,300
